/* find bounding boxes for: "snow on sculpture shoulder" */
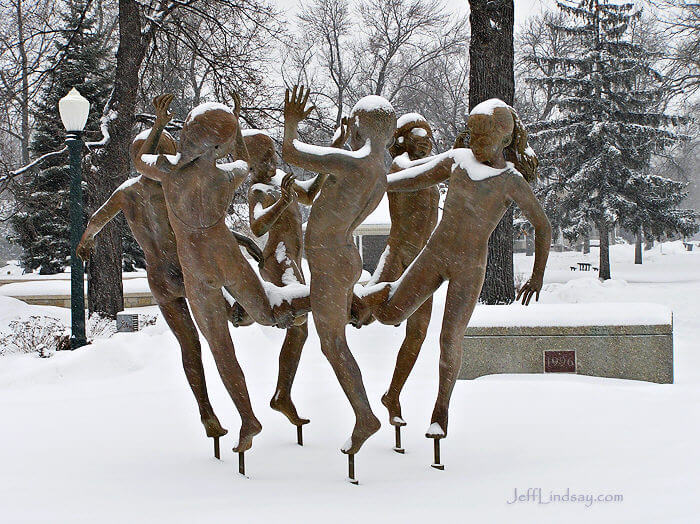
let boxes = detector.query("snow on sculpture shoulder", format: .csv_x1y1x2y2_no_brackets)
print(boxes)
292,138,372,159
451,148,516,181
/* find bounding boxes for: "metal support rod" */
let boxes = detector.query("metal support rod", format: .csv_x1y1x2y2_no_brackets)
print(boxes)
431,438,444,470
214,437,220,460
347,454,358,485
393,425,405,453
238,452,245,476
297,425,303,446
67,134,86,350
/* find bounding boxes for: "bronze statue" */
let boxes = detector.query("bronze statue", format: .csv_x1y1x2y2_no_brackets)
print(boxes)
132,94,309,454
77,121,229,444
359,99,551,455
77,102,264,452
366,113,441,438
282,85,396,455
231,126,350,437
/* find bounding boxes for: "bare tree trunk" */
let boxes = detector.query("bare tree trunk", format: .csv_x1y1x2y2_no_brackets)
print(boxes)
635,227,642,265
598,223,611,280
86,0,149,317
645,237,654,251
583,234,590,254
15,0,30,165
469,0,515,304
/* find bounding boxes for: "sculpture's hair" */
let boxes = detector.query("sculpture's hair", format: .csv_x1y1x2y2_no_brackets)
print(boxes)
464,103,538,183
179,106,242,164
350,97,397,148
389,117,433,158
129,129,177,164
503,107,538,183
243,132,276,181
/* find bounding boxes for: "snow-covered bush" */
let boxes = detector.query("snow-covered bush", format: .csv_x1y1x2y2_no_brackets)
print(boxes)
0,316,69,357
87,313,117,340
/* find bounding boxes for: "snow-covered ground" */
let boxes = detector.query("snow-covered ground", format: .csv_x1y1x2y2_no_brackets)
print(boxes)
0,241,698,523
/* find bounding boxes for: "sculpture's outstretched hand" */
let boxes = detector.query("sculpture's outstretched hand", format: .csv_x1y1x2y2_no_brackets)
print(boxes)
153,93,174,125
76,234,94,262
516,276,543,306
284,85,315,124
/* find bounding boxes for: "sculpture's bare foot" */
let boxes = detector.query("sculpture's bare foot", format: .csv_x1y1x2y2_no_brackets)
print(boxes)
232,419,262,453
202,414,228,438
270,393,310,427
340,413,381,455
425,412,448,439
381,392,406,427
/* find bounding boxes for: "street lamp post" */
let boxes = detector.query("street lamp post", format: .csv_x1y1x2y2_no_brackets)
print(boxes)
59,88,90,350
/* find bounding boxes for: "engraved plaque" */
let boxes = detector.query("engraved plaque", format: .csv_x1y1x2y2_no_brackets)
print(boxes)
543,350,576,373
116,313,140,332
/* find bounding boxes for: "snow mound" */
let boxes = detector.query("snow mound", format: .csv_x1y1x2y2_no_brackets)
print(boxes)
469,302,671,327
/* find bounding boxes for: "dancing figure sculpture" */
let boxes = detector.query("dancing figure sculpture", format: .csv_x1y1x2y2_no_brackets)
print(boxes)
366,113,441,438
282,86,396,456
360,99,551,455
133,94,309,454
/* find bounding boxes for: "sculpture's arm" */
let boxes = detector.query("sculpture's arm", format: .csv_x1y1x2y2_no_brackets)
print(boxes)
293,174,326,205
218,160,251,190
77,189,124,261
293,117,350,205
508,172,552,305
282,86,363,176
248,174,296,237
387,154,453,192
133,94,174,182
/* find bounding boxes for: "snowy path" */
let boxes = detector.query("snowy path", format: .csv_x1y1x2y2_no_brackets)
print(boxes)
0,242,698,523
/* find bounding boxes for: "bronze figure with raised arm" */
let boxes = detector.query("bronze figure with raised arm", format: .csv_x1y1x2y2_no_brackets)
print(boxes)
229,124,350,436
132,94,310,454
359,99,551,445
282,85,396,455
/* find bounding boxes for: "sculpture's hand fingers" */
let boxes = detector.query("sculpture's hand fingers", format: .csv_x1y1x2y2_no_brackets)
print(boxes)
303,105,316,119
516,284,526,301
536,290,540,302
285,88,290,106
291,85,298,105
525,290,534,306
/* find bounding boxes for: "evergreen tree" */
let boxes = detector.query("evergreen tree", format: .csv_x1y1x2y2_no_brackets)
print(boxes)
528,0,697,278
11,0,115,274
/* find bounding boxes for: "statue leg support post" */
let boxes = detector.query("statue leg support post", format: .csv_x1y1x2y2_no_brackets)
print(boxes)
214,437,220,459
238,452,246,476
297,425,303,446
393,426,404,454
431,438,444,470
347,454,359,485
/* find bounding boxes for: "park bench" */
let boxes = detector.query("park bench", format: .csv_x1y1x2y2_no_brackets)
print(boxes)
460,303,673,384
578,262,592,271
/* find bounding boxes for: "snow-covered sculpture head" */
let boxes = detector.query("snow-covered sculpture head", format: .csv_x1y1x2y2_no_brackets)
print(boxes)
179,101,246,164
130,128,177,164
389,112,433,159
467,98,538,182
243,130,276,183
349,95,397,151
